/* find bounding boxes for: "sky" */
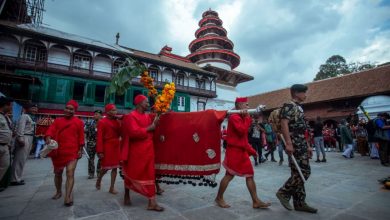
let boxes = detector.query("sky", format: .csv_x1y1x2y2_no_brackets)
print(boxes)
42,0,390,96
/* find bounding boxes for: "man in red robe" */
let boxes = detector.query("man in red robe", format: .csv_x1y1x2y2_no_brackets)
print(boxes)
96,104,121,194
45,100,84,206
215,97,271,209
121,94,163,211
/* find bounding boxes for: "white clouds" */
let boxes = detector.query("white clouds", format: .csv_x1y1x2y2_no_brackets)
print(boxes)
162,0,199,55
348,32,390,64
233,0,390,96
42,0,390,97
214,0,243,33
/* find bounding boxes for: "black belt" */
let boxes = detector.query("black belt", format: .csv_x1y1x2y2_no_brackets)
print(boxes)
0,143,8,145
24,134,34,136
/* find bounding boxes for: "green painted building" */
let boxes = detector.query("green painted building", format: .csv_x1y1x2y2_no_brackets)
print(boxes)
0,21,217,116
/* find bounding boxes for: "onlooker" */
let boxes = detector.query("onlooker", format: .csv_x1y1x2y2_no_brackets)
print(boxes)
248,113,262,165
323,124,336,152
269,116,284,166
0,97,13,192
335,123,343,152
356,122,368,156
341,119,354,159
276,137,284,166
10,103,38,186
313,117,326,162
34,115,54,159
375,113,390,166
264,120,276,162
366,117,379,159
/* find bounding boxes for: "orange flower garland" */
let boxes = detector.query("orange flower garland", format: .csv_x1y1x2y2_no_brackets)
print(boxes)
140,71,158,97
154,82,176,114
140,71,175,114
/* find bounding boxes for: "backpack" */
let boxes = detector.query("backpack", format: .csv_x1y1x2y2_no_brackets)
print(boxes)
269,101,302,134
269,108,281,133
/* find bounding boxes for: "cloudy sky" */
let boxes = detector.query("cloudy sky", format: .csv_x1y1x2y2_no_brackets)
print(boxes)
43,0,390,96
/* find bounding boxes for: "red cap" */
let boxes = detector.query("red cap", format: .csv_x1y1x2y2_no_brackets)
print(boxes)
235,97,248,103
134,94,147,105
66,100,79,110
105,103,116,112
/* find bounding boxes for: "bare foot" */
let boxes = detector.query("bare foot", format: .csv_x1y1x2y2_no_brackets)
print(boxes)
124,199,132,206
147,205,164,212
253,200,271,209
215,198,231,208
51,192,62,200
156,188,165,195
109,188,118,194
95,180,101,190
124,195,131,206
64,196,73,207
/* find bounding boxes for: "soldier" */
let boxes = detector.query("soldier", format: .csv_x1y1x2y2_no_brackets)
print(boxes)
276,84,317,213
10,103,37,186
85,110,102,179
0,97,13,192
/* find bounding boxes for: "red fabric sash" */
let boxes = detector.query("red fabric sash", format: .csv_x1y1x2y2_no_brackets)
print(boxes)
154,110,226,176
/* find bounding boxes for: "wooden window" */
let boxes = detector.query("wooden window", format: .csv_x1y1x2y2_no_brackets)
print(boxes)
25,46,37,61
176,74,185,86
74,54,90,69
150,69,158,81
177,96,185,111
38,49,46,62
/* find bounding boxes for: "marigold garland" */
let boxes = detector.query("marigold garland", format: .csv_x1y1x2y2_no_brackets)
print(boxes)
154,82,176,113
140,71,158,97
140,71,175,114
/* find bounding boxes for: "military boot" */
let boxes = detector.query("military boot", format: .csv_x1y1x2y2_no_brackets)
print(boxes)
294,202,318,213
276,191,293,210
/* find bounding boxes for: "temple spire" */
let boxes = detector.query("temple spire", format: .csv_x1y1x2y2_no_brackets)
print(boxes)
187,9,240,70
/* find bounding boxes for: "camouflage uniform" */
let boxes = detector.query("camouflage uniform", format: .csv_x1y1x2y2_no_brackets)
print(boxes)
277,101,311,206
85,120,101,177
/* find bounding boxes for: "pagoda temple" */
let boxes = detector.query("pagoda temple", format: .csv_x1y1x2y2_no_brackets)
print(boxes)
188,10,240,70
188,9,253,110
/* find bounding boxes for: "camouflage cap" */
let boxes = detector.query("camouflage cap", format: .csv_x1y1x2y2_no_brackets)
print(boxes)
290,84,308,93
94,110,103,114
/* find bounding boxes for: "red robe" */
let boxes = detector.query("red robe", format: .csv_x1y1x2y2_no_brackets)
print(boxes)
45,116,84,173
221,128,227,140
121,110,156,199
96,117,121,170
223,113,256,177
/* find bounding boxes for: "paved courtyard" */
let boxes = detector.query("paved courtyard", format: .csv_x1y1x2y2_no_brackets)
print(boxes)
0,152,389,220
